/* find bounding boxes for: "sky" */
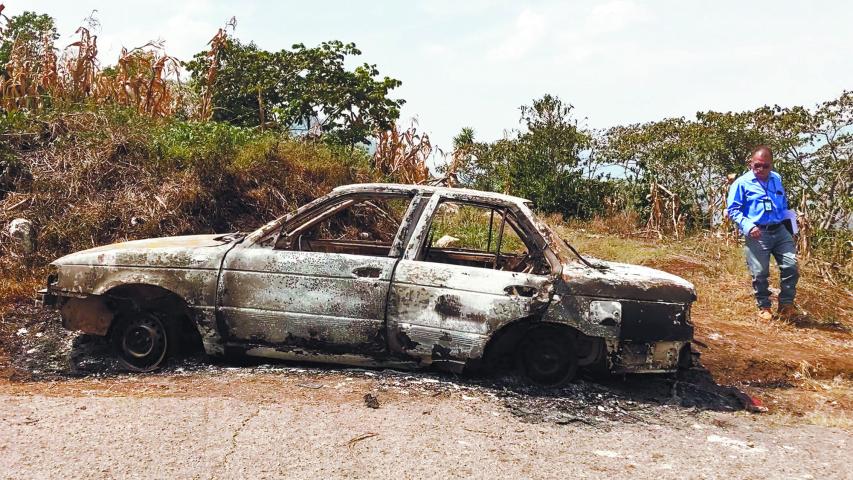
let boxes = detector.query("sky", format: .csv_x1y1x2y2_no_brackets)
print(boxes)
8,1,853,156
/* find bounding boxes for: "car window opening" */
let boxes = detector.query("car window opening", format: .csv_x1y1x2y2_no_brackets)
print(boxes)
275,194,414,258
421,201,546,274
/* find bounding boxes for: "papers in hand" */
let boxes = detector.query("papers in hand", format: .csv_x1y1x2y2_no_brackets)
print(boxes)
783,209,798,234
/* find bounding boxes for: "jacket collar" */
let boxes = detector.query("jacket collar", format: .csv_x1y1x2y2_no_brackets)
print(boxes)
750,170,773,186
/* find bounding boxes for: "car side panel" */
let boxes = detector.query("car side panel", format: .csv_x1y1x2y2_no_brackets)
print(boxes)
52,263,225,354
386,259,552,370
219,247,397,354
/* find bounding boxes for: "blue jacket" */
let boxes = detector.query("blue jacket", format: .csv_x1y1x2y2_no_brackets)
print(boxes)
726,170,788,235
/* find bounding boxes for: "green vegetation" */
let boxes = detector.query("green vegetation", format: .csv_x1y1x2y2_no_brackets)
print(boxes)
0,10,57,68
0,108,375,268
448,93,852,276
447,95,607,218
428,204,526,254
0,8,849,284
184,37,404,147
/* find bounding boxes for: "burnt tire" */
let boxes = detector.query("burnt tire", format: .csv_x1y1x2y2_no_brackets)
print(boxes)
111,311,175,372
517,325,578,387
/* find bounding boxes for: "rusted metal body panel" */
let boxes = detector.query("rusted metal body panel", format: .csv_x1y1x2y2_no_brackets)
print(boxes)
219,248,397,354
544,295,622,339
59,296,114,335
385,190,558,370
559,260,696,303
387,259,552,370
42,183,698,377
47,234,231,352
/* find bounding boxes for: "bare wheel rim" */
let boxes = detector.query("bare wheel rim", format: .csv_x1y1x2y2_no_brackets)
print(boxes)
119,314,167,370
520,328,576,386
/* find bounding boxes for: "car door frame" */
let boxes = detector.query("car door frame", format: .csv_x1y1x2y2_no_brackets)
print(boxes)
386,192,559,371
216,190,426,357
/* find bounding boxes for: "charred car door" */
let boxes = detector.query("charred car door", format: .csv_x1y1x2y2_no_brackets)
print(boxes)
219,192,418,355
386,194,556,371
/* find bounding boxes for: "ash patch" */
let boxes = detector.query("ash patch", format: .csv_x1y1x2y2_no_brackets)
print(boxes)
354,368,748,427
3,303,89,379
5,302,750,426
495,370,750,427
4,303,204,380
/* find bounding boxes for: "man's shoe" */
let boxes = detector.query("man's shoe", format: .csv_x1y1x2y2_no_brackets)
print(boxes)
757,307,773,321
778,304,798,320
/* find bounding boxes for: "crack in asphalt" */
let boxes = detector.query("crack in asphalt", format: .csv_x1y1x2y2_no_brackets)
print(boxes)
220,406,261,470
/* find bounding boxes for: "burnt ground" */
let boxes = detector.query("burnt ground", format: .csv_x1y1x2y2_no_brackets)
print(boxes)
1,302,851,478
3,302,753,422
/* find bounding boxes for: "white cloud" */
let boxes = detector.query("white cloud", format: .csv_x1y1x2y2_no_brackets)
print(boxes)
585,0,651,34
487,8,548,61
552,0,657,68
10,0,853,153
421,43,451,58
419,0,508,17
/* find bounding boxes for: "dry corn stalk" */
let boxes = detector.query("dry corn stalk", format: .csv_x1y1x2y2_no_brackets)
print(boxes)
2,22,58,111
92,43,181,117
39,33,59,95
647,181,683,239
796,193,811,257
718,173,738,243
0,10,194,118
435,144,469,187
198,17,236,121
63,27,98,99
373,121,432,184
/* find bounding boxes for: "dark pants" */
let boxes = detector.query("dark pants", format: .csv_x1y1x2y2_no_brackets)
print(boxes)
743,227,799,308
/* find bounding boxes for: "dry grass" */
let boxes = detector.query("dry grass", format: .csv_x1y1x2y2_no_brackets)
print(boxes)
1,13,191,118
552,217,852,426
0,107,379,368
0,109,375,270
0,268,42,314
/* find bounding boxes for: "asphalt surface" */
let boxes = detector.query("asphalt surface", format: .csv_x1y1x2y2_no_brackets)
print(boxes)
1,365,849,480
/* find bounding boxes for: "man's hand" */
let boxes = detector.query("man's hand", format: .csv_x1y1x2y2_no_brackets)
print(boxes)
748,226,761,239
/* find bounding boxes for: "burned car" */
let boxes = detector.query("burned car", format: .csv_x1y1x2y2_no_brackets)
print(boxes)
39,184,696,385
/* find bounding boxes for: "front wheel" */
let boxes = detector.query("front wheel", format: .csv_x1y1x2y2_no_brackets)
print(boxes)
517,325,578,387
112,311,173,372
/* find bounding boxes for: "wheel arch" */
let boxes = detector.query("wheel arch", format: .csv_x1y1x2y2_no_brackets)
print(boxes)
479,317,568,370
102,283,205,353
479,316,605,373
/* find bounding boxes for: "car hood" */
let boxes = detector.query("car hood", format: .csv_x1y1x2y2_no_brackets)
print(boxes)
558,258,696,303
52,234,236,269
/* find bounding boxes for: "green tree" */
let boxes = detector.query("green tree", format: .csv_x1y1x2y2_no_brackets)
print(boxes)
598,108,807,228
449,95,603,217
598,97,851,266
184,39,404,146
0,11,58,75
511,94,591,213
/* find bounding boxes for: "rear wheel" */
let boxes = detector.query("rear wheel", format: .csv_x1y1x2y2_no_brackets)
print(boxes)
517,325,578,386
112,311,173,372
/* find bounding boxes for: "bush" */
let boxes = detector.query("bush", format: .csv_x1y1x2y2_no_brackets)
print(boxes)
0,107,375,271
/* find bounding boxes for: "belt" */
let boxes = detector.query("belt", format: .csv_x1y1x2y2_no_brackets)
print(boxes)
757,223,782,231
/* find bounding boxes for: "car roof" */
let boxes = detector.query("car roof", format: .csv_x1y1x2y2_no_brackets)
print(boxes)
331,183,532,206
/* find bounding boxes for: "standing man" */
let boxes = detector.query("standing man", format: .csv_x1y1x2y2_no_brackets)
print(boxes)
726,145,799,320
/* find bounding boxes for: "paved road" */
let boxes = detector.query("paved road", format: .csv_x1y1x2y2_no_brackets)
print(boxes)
1,367,849,479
